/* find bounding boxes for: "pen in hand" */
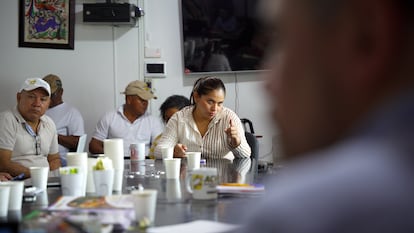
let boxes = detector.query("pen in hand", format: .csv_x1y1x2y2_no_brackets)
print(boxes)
12,173,25,181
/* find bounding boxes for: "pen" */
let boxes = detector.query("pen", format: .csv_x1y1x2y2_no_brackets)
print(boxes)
12,173,25,180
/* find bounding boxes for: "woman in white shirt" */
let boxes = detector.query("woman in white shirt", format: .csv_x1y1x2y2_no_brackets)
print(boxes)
154,76,251,159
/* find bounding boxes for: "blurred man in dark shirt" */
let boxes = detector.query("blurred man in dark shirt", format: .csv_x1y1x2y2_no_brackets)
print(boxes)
241,0,414,232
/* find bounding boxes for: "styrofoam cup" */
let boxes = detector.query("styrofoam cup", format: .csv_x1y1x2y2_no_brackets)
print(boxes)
164,158,181,179
29,167,49,191
0,181,24,210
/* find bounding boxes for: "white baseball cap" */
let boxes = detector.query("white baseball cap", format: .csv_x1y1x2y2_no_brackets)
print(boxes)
20,78,51,96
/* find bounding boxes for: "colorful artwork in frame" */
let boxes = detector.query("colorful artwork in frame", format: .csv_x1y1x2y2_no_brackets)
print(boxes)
19,0,75,50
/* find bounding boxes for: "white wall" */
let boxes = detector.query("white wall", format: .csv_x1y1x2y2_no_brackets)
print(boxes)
0,0,275,161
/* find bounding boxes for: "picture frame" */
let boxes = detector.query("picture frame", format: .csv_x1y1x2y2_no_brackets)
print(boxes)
19,0,75,50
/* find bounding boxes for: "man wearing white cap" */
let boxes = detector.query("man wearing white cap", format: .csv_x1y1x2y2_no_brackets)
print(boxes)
89,80,163,157
0,78,61,178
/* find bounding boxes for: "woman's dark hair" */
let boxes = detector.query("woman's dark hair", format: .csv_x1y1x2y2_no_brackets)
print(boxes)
190,76,226,104
160,95,191,121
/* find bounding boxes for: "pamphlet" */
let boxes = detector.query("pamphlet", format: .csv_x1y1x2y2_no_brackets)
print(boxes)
45,195,135,231
48,195,134,210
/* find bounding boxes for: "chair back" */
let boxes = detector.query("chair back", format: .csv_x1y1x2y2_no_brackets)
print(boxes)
245,132,258,159
241,118,255,134
76,134,87,153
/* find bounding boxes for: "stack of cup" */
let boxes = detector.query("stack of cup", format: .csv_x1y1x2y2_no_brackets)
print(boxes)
60,166,85,196
92,156,114,196
66,152,88,195
104,139,124,192
0,181,24,217
0,185,10,218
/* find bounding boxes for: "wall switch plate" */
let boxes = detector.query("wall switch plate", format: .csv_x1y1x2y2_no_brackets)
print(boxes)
144,47,161,58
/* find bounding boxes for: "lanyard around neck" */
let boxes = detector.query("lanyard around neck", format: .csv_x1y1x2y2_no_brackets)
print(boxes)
24,123,41,155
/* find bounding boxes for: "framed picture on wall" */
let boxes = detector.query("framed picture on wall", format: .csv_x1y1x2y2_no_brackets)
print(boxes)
18,0,75,50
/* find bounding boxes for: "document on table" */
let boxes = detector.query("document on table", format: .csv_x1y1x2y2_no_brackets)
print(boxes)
148,220,240,233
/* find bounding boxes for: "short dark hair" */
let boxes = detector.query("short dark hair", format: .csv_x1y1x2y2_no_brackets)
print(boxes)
190,76,226,104
160,95,190,121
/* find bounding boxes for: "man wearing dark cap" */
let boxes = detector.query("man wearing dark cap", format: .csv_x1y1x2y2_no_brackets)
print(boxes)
43,74,85,166
0,78,61,178
89,80,163,156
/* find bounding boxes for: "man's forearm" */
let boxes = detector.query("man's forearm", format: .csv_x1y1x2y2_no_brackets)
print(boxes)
1,162,30,178
58,135,79,151
48,154,62,171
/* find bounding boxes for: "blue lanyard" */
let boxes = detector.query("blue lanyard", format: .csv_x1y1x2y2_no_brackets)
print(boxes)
24,123,41,155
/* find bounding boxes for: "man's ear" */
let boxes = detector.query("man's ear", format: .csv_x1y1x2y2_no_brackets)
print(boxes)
125,95,132,104
16,92,21,103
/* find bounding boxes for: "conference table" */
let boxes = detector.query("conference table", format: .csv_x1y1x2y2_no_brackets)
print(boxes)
16,157,261,232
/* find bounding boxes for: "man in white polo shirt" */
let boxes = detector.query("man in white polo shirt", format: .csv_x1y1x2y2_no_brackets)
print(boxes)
43,74,85,166
89,80,163,157
0,78,61,178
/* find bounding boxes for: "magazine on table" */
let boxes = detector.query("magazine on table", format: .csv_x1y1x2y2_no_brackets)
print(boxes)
23,195,136,232
48,195,135,210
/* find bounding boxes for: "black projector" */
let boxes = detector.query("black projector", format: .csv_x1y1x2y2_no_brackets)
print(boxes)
83,3,143,26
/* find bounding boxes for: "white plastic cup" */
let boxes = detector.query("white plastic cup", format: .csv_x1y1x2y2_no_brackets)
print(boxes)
161,146,174,160
93,169,114,196
60,166,85,196
131,189,158,226
66,152,88,195
104,139,124,170
0,185,10,217
186,152,201,170
0,181,24,210
30,167,49,191
164,158,181,179
137,142,146,161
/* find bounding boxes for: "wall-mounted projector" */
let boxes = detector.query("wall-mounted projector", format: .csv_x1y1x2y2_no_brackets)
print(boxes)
83,3,144,26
